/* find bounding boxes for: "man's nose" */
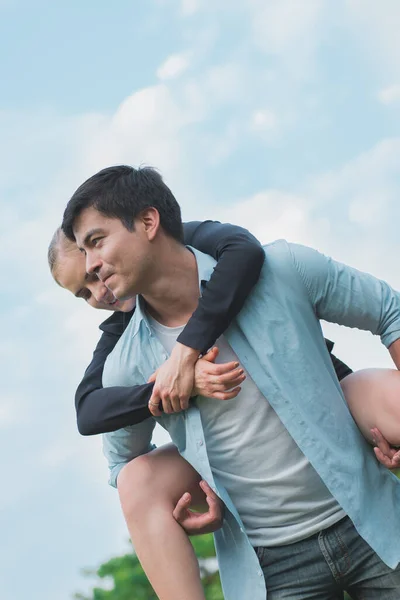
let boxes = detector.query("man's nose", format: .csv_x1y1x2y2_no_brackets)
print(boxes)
86,252,102,276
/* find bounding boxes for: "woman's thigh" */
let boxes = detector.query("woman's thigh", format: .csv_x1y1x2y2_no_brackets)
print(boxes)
340,368,400,446
117,443,207,509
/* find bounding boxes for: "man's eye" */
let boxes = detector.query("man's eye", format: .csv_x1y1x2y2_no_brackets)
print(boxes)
91,237,102,246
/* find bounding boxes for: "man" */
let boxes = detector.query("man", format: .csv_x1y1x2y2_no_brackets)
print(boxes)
62,165,400,599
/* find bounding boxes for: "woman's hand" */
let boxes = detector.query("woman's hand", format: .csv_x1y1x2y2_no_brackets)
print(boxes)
193,347,245,400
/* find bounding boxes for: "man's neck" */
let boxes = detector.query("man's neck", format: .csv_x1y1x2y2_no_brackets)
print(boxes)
142,240,200,327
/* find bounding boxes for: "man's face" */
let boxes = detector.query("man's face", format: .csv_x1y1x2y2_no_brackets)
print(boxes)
73,207,153,300
55,245,135,312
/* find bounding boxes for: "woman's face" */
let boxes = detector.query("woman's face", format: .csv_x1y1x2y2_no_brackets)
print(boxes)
55,244,136,312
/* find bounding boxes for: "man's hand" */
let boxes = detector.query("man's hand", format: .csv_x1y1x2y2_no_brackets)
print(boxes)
148,346,246,416
173,480,224,535
371,427,400,470
193,346,246,399
148,343,199,416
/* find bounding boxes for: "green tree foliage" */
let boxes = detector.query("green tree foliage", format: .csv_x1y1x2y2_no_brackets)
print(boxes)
74,534,223,600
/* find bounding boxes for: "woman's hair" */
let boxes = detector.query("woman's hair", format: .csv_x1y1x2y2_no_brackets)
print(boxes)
48,227,78,285
48,227,64,274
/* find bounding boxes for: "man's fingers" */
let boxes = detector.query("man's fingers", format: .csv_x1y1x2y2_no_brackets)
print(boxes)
179,396,190,411
148,391,162,416
371,427,395,457
147,371,157,383
199,480,218,499
161,395,174,414
172,492,192,522
374,446,396,469
168,392,182,413
148,402,162,416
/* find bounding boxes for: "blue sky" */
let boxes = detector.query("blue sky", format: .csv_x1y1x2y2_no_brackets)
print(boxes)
1,1,400,599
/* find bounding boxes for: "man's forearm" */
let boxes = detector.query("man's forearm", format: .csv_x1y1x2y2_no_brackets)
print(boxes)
389,338,400,369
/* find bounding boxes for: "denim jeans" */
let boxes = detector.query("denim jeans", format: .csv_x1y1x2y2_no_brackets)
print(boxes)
255,517,400,599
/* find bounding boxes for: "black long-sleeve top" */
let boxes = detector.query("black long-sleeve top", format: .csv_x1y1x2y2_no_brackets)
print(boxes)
75,221,352,435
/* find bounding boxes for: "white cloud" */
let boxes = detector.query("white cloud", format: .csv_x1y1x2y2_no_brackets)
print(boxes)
249,0,325,77
213,189,328,249
344,0,400,77
157,53,190,80
377,84,400,105
250,109,277,132
0,397,20,428
180,0,201,16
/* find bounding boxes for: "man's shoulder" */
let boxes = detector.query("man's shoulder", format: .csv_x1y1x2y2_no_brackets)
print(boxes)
262,240,323,272
261,239,295,271
262,239,290,255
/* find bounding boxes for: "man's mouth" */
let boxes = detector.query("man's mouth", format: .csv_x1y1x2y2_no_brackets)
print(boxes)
99,271,113,284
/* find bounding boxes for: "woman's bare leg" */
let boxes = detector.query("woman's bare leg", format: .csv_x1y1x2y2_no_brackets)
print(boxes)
117,443,207,600
341,368,400,446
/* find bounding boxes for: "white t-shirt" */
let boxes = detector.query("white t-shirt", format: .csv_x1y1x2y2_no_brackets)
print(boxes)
147,313,345,547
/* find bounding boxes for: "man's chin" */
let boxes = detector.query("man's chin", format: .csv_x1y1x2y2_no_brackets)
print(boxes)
111,292,136,312
118,298,136,312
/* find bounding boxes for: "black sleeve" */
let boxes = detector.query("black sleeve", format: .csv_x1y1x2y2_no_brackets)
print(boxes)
324,338,353,381
75,324,154,435
178,220,266,353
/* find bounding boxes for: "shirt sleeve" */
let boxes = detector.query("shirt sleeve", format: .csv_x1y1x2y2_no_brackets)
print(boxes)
75,326,154,435
103,419,157,488
289,242,400,347
178,220,266,353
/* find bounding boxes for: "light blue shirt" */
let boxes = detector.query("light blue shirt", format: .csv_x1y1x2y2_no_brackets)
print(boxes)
102,240,400,600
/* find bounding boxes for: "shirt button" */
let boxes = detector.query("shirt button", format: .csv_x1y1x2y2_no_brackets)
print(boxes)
197,440,204,447
162,353,168,360
258,571,263,577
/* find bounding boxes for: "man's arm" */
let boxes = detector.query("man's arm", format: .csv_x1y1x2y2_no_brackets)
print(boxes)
289,242,400,349
389,339,400,369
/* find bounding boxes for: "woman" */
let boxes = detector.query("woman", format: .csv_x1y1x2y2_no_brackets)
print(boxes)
49,221,400,599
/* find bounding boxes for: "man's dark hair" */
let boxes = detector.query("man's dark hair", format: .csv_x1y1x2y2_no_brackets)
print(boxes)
62,165,184,243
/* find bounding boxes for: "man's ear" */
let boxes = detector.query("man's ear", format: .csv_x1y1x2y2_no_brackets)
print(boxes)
139,207,160,241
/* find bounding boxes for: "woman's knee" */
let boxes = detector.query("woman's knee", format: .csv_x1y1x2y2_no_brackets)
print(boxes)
117,445,203,518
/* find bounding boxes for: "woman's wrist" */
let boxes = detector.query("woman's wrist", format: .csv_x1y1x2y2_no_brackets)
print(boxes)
172,342,200,364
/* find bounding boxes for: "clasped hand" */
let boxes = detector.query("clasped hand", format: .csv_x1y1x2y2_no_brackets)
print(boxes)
173,480,224,535
148,344,246,416
371,427,400,470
